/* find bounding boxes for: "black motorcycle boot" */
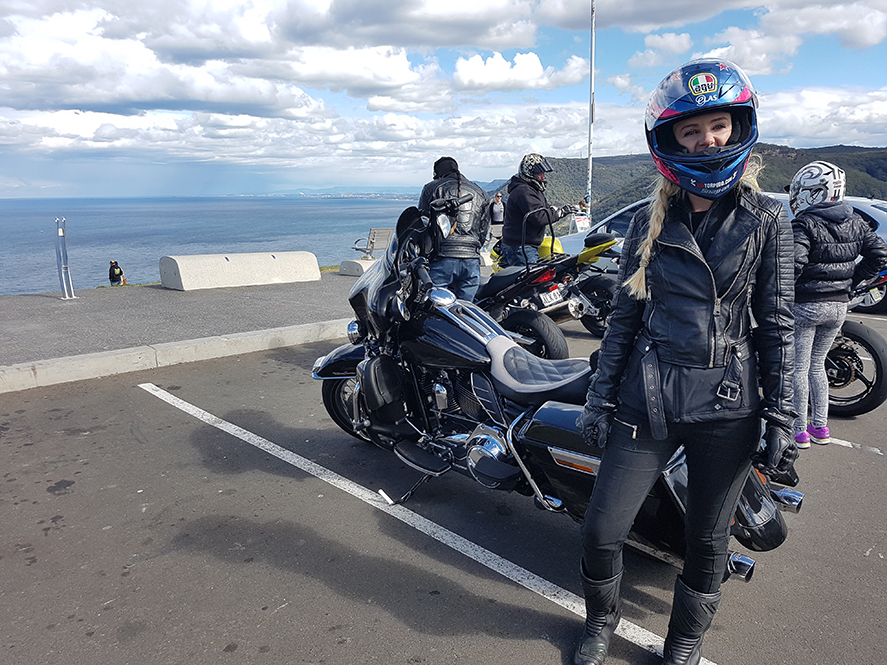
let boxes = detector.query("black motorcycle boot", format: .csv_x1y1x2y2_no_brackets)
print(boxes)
573,565,623,665
661,577,721,665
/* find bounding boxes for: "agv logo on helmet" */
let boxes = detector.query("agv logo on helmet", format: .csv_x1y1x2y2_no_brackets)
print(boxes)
689,74,717,96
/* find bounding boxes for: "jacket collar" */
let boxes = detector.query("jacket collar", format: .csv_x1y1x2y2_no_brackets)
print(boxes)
656,189,763,270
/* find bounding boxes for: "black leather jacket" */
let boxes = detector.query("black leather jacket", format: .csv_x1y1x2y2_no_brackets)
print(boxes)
589,187,795,434
502,176,560,247
418,172,490,259
793,201,887,303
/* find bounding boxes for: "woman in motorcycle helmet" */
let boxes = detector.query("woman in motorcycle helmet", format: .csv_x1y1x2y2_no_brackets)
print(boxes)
574,59,798,665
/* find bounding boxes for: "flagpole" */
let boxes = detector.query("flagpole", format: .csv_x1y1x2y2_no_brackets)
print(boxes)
586,0,596,215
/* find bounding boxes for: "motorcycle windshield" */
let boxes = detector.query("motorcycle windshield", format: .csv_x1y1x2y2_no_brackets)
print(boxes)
348,206,428,337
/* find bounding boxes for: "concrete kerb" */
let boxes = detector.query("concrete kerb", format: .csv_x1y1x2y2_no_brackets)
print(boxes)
0,318,352,394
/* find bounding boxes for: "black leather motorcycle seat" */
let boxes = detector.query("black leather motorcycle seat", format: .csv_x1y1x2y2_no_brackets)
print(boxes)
486,336,591,406
474,266,528,300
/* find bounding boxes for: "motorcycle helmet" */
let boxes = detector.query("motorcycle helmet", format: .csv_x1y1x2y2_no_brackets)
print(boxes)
789,160,846,214
518,153,553,191
645,58,759,199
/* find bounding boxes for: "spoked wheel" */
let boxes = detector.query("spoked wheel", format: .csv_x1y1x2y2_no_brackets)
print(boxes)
321,378,371,442
502,309,569,359
827,320,887,417
578,274,615,338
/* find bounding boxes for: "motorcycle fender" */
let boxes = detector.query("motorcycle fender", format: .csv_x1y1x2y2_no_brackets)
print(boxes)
731,469,789,552
312,343,364,379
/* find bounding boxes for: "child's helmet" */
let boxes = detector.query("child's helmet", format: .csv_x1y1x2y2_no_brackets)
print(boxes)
646,58,759,199
789,161,846,214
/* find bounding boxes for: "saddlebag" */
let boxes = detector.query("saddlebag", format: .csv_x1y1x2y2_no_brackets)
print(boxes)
518,401,601,520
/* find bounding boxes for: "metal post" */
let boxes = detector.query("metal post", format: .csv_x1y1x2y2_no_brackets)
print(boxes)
586,0,596,217
55,217,77,300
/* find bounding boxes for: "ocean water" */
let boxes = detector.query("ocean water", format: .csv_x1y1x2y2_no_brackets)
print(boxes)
0,197,412,296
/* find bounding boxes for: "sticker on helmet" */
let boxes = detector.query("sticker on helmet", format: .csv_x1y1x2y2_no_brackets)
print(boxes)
689,73,717,96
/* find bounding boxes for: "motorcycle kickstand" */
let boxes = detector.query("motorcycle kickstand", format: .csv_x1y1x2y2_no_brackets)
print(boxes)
378,474,433,506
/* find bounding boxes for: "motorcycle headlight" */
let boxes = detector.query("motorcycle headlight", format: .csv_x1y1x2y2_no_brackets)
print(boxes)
346,320,365,344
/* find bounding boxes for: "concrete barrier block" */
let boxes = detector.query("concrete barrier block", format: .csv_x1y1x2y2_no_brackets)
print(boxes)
338,259,378,276
159,252,320,291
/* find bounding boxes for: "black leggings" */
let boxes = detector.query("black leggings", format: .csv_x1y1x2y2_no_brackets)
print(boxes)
580,412,759,594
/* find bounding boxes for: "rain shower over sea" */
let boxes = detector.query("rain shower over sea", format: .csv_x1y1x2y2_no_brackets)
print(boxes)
0,196,412,297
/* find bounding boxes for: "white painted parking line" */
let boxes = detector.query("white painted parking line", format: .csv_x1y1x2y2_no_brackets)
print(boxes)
138,382,716,663
825,437,883,455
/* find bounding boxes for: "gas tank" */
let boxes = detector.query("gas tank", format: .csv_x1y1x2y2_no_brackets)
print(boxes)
400,308,492,370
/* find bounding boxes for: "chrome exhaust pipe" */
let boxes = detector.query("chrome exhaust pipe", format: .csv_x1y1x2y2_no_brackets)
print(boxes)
725,551,755,583
770,487,804,513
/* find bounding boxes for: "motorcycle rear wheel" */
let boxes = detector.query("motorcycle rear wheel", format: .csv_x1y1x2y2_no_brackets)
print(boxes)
828,320,887,417
321,378,371,442
850,283,887,313
502,309,569,359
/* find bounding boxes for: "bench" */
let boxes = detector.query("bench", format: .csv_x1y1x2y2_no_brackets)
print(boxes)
353,227,395,259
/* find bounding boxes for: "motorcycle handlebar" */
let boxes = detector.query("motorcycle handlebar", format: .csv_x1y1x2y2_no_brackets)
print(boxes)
414,259,434,292
430,193,474,213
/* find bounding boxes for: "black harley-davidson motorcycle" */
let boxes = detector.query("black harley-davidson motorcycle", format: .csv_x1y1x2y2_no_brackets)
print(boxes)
313,197,803,580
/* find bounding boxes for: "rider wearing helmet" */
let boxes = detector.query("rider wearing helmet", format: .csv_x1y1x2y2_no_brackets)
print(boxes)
790,161,887,448
500,153,578,267
573,59,797,665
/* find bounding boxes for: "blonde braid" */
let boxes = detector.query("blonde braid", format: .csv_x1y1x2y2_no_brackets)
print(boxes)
624,176,678,299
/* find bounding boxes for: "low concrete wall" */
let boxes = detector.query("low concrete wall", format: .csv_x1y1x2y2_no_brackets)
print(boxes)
0,319,352,394
159,252,320,291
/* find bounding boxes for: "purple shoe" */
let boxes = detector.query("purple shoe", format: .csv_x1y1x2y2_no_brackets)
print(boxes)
794,431,811,449
808,424,830,445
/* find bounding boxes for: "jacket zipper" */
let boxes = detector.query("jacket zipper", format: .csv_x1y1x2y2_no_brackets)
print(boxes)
655,238,719,367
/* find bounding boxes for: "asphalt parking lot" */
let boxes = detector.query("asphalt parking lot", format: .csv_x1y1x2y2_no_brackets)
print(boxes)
2,319,886,665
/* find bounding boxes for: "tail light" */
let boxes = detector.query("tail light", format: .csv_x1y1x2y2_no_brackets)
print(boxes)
530,267,557,284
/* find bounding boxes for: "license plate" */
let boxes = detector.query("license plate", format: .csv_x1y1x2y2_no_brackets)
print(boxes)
539,289,563,307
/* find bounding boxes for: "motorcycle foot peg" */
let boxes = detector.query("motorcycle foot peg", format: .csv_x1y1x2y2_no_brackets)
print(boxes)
393,441,451,476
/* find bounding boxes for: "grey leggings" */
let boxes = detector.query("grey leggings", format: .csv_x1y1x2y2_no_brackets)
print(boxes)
792,301,847,431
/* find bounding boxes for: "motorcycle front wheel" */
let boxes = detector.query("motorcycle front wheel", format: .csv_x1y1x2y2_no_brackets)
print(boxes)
827,320,887,417
321,378,371,442
502,309,569,359
578,274,615,338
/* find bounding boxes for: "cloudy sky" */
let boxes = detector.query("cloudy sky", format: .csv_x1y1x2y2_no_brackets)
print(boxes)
1,0,886,197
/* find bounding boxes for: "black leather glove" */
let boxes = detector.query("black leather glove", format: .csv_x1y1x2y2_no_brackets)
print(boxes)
556,204,580,219
752,423,799,485
576,394,615,449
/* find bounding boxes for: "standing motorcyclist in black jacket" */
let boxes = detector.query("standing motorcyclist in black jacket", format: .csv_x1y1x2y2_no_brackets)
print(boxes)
500,153,577,267
790,160,887,448
572,59,798,665
418,156,490,300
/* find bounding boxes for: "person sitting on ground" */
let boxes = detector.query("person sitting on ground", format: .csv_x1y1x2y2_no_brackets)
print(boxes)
417,156,490,301
109,260,124,286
